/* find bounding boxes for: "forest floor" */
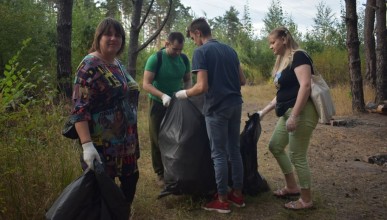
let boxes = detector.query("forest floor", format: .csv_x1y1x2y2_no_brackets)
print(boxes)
251,105,387,220
133,85,387,220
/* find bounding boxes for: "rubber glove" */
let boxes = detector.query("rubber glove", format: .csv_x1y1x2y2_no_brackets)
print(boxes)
161,94,171,107
286,115,298,132
82,142,101,170
175,90,188,99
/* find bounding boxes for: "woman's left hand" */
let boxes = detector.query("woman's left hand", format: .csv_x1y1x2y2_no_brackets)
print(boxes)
286,115,298,132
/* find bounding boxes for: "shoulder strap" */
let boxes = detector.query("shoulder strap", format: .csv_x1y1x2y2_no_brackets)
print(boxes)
155,48,164,76
155,48,190,77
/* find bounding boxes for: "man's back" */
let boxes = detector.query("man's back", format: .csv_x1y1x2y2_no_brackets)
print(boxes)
192,39,242,114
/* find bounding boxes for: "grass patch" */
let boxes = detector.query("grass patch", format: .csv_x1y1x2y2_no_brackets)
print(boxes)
0,83,376,219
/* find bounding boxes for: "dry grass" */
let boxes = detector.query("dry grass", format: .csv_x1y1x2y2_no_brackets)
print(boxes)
0,83,380,219
330,84,376,116
131,83,380,220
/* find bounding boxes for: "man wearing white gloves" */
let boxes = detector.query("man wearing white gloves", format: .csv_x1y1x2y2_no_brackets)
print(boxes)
143,32,191,186
176,18,246,214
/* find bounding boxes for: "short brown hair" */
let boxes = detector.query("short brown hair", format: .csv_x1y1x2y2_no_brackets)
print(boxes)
89,17,126,55
186,17,211,38
167,32,185,44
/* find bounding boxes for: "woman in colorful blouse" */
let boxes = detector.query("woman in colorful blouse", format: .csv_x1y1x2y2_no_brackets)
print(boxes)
71,17,140,214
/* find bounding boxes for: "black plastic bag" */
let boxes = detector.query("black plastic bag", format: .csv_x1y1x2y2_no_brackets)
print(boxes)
45,162,129,220
237,112,270,196
158,95,216,198
61,115,79,139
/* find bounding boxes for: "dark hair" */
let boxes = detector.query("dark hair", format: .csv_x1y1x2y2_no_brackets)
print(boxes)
167,32,185,44
89,17,126,55
186,17,211,38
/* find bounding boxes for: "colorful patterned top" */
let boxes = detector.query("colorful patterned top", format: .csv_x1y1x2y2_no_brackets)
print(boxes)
71,55,140,177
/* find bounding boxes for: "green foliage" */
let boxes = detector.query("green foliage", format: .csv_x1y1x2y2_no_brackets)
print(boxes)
312,48,349,85
72,0,105,69
0,39,36,113
261,0,301,39
0,103,81,219
0,38,58,115
0,0,57,79
262,0,286,36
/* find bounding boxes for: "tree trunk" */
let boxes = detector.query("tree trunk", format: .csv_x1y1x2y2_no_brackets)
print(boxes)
375,0,387,103
127,0,172,79
127,0,143,79
364,0,376,87
56,0,73,98
345,0,365,112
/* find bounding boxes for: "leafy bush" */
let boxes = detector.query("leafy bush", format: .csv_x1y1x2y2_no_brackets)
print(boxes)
0,38,36,113
0,39,69,219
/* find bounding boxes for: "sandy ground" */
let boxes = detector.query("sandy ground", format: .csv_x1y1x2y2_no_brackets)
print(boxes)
250,109,387,220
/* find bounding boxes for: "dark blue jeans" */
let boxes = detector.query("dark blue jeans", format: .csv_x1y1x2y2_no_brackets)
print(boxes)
205,104,244,196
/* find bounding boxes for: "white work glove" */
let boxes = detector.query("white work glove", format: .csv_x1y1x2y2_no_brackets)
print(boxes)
175,90,188,99
161,94,171,107
286,115,298,133
82,142,101,170
257,110,264,120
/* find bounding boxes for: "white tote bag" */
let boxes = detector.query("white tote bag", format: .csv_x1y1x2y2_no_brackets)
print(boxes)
301,51,336,124
311,73,336,124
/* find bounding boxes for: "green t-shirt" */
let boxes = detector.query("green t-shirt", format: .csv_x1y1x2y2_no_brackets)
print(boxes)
144,49,191,102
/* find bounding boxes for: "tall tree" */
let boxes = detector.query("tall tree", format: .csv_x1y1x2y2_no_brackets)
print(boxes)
223,6,242,44
375,0,387,103
312,1,339,47
105,0,120,18
127,0,172,79
263,0,285,35
262,0,300,39
364,0,377,87
56,0,74,98
345,0,365,112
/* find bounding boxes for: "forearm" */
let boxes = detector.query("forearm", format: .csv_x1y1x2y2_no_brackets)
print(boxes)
143,83,164,99
261,97,277,115
291,86,311,117
186,83,206,97
75,121,92,144
185,71,208,97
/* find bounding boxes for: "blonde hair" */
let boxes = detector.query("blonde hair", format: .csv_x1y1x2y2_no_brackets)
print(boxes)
269,27,300,76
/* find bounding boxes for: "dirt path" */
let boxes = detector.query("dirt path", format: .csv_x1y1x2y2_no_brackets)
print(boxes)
252,109,387,219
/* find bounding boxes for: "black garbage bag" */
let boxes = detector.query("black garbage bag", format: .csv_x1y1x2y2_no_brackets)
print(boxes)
235,112,270,196
45,162,129,220
158,95,216,198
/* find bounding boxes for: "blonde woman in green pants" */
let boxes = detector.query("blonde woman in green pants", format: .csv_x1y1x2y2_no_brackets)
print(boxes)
258,27,318,210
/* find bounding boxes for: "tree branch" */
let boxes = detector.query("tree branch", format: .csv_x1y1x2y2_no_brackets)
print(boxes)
137,0,172,53
137,0,154,31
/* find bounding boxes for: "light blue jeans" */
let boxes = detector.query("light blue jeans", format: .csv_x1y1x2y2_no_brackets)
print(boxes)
205,104,244,196
269,99,318,189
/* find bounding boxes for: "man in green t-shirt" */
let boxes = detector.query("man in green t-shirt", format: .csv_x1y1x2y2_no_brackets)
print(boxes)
143,32,192,186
